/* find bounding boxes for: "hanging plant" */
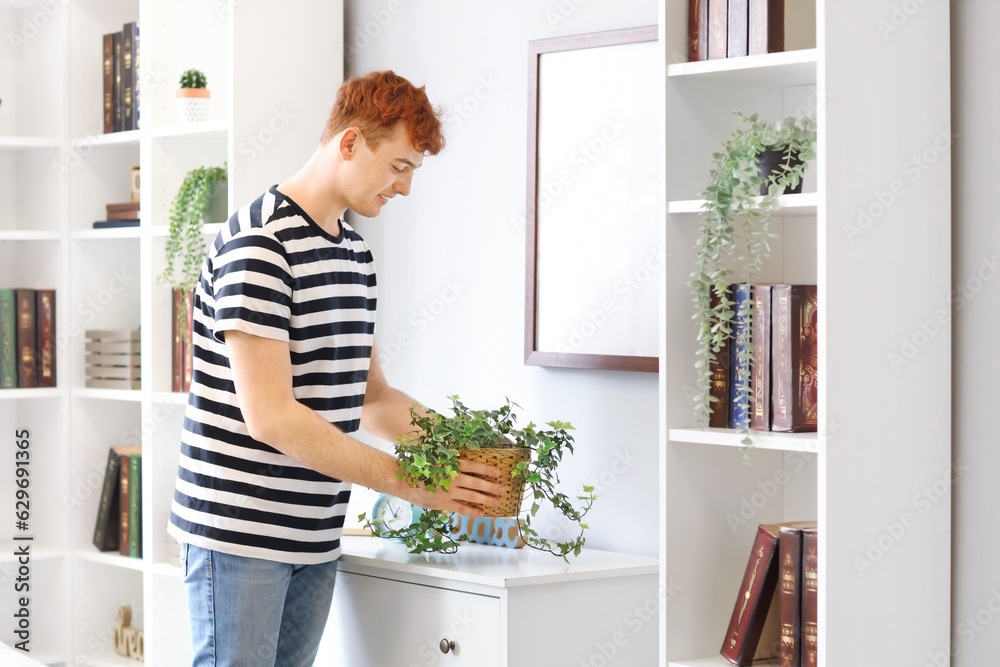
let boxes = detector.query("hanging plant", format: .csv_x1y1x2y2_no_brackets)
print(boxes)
688,111,816,451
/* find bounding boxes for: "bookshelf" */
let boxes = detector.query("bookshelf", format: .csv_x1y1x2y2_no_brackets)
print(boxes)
0,0,346,663
659,3,950,667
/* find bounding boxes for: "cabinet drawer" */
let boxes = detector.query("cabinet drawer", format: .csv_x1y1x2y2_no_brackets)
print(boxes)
320,571,501,667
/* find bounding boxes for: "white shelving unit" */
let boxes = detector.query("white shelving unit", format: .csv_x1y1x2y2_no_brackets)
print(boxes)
659,3,951,667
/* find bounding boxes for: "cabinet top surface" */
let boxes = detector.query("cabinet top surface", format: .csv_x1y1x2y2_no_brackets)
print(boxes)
338,536,657,588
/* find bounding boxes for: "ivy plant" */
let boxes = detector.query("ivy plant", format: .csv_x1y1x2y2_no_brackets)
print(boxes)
361,396,597,561
158,164,227,338
689,111,816,454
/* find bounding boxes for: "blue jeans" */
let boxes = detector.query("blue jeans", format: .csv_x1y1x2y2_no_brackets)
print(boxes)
180,543,338,667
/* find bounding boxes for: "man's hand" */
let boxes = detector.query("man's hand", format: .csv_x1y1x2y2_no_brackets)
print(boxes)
405,458,506,517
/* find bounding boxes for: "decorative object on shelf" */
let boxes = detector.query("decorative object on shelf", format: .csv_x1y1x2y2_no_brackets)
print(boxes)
84,329,140,390
106,201,140,223
113,605,144,661
158,164,227,351
130,164,140,203
449,515,527,549
176,68,210,123
360,396,596,560
689,111,815,451
370,493,424,541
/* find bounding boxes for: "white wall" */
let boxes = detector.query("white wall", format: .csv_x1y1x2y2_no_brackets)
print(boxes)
952,1,1000,665
342,0,658,557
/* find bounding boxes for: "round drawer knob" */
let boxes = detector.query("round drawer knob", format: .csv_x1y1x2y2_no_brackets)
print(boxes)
439,638,456,654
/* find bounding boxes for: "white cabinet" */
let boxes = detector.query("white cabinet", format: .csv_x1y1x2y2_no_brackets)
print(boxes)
320,536,658,667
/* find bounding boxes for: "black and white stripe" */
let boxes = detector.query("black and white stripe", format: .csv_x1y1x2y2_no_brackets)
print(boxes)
168,185,376,564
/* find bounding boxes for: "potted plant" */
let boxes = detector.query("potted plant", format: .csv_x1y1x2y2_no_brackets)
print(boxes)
176,69,210,123
158,165,227,390
361,395,597,561
688,111,816,450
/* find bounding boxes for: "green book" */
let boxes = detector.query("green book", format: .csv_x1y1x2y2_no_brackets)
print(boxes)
0,290,16,388
128,453,141,558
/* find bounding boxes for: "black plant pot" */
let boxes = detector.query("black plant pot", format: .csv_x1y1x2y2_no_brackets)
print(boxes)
756,147,804,196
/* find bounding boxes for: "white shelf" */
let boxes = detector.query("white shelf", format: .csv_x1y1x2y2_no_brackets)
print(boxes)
81,653,145,667
0,387,63,400
73,388,143,402
73,226,141,240
75,549,145,572
0,546,65,563
151,119,229,139
669,427,819,453
669,658,776,667
0,136,60,150
151,391,190,405
667,48,817,86
150,222,225,237
70,130,140,148
668,192,818,216
0,229,62,241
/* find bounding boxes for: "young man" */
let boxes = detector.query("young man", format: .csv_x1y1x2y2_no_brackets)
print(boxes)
166,70,504,666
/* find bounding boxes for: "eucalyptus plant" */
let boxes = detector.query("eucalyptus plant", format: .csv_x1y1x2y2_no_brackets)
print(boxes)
178,69,207,89
361,395,596,561
689,111,816,451
159,164,227,337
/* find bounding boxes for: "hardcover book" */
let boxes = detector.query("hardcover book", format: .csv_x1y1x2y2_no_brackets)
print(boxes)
112,31,123,133
708,0,729,59
121,23,134,131
728,0,749,57
802,527,819,667
689,0,709,61
172,289,195,393
0,290,16,388
35,290,55,387
749,284,772,431
15,289,36,389
748,0,817,54
128,453,141,558
771,285,818,432
721,523,782,666
103,33,114,133
93,220,140,229
119,451,133,557
709,285,731,428
779,523,816,666
729,283,752,429
92,446,139,551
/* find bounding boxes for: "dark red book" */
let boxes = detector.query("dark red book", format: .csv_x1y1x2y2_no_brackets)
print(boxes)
802,527,819,667
689,0,709,61
721,523,782,666
749,284,772,431
727,0,749,57
771,285,818,433
112,31,123,133
779,523,816,667
103,33,114,133
173,289,194,393
15,289,36,388
709,285,731,428
183,289,194,392
749,0,784,54
119,451,132,557
35,290,55,387
121,23,134,131
708,0,728,59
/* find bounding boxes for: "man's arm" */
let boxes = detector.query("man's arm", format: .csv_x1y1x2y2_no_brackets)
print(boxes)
225,330,503,515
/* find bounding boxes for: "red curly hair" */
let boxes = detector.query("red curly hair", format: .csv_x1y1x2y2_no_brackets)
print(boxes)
321,70,445,155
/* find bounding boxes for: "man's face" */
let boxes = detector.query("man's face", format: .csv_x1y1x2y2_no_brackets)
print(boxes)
347,123,425,218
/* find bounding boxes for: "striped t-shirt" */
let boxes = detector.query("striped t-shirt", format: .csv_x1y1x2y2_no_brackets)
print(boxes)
167,185,377,564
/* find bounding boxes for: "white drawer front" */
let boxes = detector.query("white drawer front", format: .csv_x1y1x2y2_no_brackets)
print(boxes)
319,571,501,667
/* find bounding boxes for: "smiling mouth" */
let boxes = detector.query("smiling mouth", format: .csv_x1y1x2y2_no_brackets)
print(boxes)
378,195,390,204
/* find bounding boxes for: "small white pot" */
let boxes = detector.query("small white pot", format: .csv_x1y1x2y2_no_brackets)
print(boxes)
176,88,210,123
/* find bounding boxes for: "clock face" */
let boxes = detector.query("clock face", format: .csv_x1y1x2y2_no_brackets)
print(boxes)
372,494,415,535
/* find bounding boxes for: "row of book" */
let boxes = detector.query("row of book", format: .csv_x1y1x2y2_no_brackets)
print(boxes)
92,446,143,558
722,521,818,667
0,289,56,389
103,22,140,133
689,0,814,61
709,283,818,433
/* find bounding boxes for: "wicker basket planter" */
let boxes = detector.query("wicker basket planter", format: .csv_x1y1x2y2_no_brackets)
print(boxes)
459,447,530,517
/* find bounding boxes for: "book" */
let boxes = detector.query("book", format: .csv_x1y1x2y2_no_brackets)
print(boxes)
779,523,816,666
771,285,818,432
173,289,194,392
128,453,141,558
35,290,55,387
748,0,817,54
689,0,709,61
728,283,752,429
93,220,140,229
749,284,772,431
708,0,728,59
119,450,133,557
721,523,782,666
112,31,123,133
15,289,36,389
0,290,16,388
121,23,134,131
93,448,123,551
801,527,819,667
107,202,140,215
103,33,114,133
132,24,141,130
728,0,749,57
709,284,731,428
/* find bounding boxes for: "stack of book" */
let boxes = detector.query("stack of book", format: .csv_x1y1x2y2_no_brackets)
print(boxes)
708,283,818,433
0,289,56,389
94,201,140,229
721,521,819,667
688,0,815,61
92,446,143,558
103,22,140,133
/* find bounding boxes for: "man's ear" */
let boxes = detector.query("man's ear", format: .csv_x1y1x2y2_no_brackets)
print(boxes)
339,127,363,161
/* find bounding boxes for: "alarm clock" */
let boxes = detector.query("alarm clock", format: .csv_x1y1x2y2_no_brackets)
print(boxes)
370,493,423,540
